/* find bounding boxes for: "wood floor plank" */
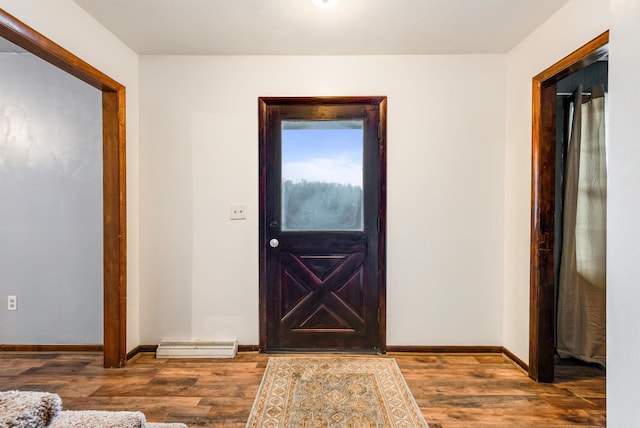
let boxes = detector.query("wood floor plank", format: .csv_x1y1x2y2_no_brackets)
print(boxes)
0,351,605,427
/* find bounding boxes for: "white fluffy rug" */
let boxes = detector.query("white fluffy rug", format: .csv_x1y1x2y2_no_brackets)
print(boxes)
0,390,62,428
0,390,188,427
50,410,147,428
50,410,189,428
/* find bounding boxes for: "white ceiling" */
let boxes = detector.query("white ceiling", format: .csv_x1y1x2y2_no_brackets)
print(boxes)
71,0,571,55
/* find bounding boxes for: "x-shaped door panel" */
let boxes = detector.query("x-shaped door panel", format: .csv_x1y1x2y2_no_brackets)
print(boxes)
279,252,366,333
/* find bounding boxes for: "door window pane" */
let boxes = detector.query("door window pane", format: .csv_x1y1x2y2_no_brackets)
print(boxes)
281,120,363,231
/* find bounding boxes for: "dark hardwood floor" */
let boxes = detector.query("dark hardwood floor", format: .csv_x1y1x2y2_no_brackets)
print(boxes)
0,351,605,427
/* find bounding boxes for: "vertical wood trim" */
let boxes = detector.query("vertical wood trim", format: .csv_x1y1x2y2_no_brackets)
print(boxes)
0,8,127,368
102,89,127,368
530,80,557,382
529,31,608,382
377,97,387,354
258,98,268,353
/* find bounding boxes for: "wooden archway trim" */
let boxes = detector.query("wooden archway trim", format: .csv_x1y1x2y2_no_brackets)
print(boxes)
0,8,127,368
529,31,608,382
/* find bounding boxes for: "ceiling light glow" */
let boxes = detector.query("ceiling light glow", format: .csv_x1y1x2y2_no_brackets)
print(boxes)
311,0,341,8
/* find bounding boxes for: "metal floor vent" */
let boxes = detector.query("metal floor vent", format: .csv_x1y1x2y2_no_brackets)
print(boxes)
156,340,237,359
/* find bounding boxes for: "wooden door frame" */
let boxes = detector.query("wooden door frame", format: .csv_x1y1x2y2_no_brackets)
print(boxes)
0,9,127,368
258,96,387,354
529,31,608,382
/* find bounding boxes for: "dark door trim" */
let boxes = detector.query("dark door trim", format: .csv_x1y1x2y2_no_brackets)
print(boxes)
0,9,127,368
258,96,387,353
529,31,608,382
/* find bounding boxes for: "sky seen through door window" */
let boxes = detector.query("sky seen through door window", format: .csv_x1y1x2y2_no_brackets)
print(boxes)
281,120,363,187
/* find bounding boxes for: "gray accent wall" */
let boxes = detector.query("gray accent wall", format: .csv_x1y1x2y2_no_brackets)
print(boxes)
0,50,102,344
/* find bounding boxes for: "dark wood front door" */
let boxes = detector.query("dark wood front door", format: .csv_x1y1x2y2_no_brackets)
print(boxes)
259,97,387,353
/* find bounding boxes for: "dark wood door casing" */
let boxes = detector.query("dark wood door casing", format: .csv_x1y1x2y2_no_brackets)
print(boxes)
259,96,387,353
530,31,608,382
0,9,127,368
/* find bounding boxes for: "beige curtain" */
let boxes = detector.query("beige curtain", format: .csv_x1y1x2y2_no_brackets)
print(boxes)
557,84,607,367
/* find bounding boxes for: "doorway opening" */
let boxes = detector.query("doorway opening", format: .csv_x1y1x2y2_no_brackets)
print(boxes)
529,31,608,382
0,10,127,368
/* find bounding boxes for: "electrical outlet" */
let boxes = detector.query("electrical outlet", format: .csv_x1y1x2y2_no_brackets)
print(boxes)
8,296,17,311
230,204,247,220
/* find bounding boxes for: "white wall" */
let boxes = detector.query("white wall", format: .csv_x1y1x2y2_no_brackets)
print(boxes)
5,1,640,422
608,0,640,424
0,0,141,350
503,0,609,362
0,52,102,344
139,55,506,346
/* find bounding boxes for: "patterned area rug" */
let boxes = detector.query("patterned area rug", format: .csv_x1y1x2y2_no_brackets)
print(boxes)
246,357,428,427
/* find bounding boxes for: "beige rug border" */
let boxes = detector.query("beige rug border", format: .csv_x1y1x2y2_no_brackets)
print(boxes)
245,356,429,427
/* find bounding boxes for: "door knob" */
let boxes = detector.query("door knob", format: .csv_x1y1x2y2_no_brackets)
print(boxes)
269,238,279,248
